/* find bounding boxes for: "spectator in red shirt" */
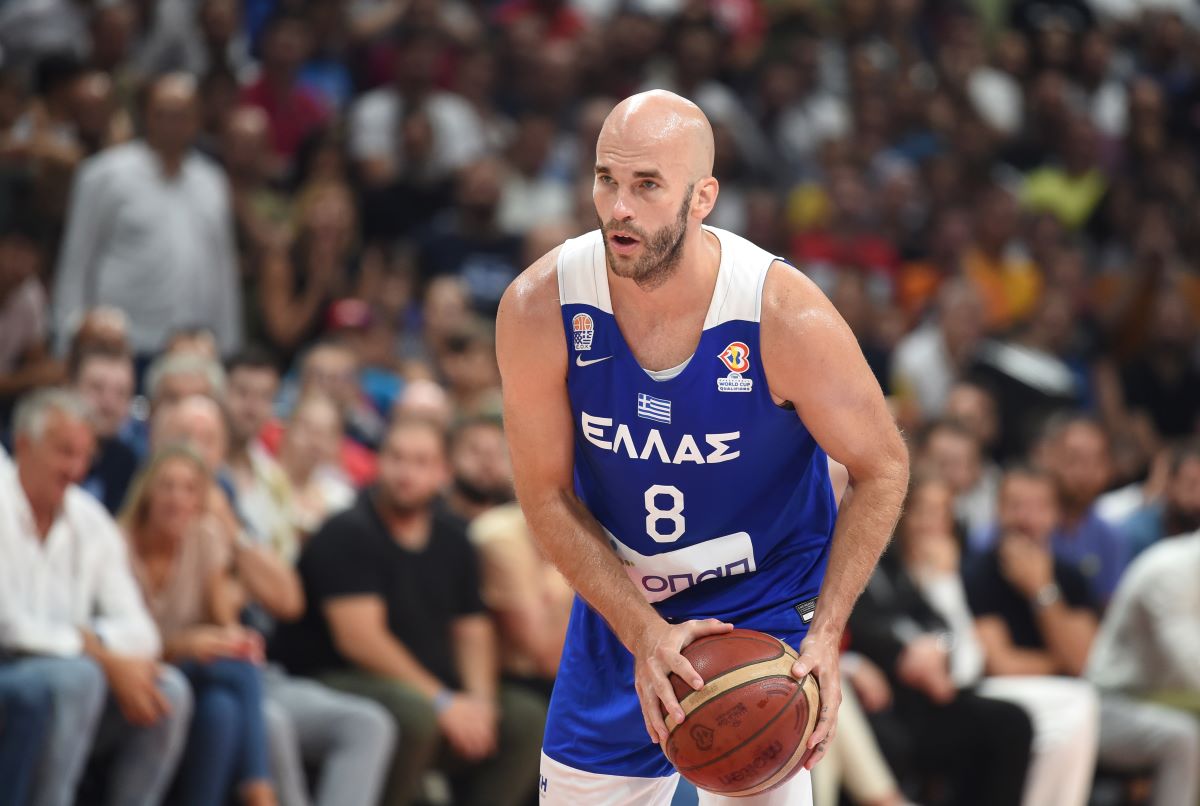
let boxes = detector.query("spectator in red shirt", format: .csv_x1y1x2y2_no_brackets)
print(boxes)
239,11,328,170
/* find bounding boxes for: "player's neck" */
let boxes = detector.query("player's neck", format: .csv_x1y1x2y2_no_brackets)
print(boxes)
608,228,721,318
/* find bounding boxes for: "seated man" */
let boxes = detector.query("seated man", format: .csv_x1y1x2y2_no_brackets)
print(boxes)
0,388,192,806
969,465,1199,806
1088,528,1200,798
272,417,546,806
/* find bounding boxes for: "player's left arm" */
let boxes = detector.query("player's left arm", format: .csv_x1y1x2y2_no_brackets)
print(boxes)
760,261,910,768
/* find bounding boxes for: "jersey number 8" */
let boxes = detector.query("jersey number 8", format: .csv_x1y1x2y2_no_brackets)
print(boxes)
645,484,685,543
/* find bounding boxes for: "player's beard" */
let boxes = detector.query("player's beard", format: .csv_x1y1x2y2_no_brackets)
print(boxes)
600,183,693,292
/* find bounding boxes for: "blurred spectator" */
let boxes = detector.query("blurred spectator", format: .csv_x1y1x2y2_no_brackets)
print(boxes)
0,213,62,416
1088,529,1200,726
437,321,503,419
850,507,1035,803
259,184,367,363
418,158,525,316
496,115,573,236
230,371,395,806
962,186,1042,333
467,503,570,691
945,381,1003,463
969,288,1084,462
0,388,192,806
1117,288,1200,446
1118,439,1200,557
220,106,290,259
138,0,254,79
165,390,393,806
349,27,485,189
64,305,131,365
272,417,546,806
902,475,1100,806
165,325,221,361
0,660,52,806
240,12,330,170
1021,115,1108,231
891,279,986,428
277,394,356,539
261,349,377,488
1036,414,1129,600
325,298,406,418
146,352,226,411
392,377,454,432
297,339,386,451
120,445,276,806
52,73,242,360
444,416,513,523
224,348,296,555
916,419,1000,542
73,347,138,513
968,465,1199,806
0,0,87,69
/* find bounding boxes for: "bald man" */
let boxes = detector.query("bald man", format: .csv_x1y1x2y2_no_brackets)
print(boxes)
497,91,908,804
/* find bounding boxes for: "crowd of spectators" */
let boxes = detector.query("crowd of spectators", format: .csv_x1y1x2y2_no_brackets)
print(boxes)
0,0,1198,805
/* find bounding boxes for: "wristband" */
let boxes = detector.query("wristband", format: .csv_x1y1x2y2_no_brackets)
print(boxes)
1034,582,1061,609
432,688,455,715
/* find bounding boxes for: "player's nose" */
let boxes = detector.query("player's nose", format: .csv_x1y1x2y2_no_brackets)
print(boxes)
612,191,635,221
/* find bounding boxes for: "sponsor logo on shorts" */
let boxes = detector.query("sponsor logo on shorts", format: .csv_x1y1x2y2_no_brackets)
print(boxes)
572,313,594,351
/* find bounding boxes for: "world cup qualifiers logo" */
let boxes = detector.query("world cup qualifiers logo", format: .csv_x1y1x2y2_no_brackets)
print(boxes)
717,341,754,392
573,313,594,352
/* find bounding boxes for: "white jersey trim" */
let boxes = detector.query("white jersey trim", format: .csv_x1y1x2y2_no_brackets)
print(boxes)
556,226,779,327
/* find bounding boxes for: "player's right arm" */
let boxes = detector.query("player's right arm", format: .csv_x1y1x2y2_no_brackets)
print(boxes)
497,248,731,744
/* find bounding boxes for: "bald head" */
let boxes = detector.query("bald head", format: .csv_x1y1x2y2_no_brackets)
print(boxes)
592,91,721,289
598,90,715,182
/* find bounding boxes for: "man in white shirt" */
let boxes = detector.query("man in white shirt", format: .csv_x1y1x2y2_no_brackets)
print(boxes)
0,388,192,806
1087,531,1200,805
51,72,242,359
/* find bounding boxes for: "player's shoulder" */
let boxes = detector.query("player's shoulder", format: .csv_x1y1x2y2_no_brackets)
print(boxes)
499,229,601,325
759,257,840,337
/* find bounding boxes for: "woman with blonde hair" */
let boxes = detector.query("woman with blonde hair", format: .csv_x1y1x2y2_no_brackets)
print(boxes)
121,445,276,806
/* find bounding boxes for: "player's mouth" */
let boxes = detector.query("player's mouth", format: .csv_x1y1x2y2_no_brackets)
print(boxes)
608,231,641,255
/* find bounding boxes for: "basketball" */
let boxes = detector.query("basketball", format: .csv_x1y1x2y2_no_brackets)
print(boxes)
660,629,820,797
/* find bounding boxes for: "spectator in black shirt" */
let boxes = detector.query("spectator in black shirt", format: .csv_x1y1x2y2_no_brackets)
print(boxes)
271,416,545,806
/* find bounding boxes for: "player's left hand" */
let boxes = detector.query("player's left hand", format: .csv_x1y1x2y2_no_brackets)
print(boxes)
790,633,841,770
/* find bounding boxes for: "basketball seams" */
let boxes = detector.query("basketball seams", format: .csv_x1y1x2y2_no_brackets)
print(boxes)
682,634,786,689
724,675,820,797
665,653,796,732
672,677,803,773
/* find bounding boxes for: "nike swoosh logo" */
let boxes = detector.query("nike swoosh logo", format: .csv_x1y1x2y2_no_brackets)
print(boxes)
576,355,613,367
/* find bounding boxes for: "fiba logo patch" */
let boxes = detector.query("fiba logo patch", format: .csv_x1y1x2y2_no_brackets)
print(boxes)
572,313,594,352
717,341,753,392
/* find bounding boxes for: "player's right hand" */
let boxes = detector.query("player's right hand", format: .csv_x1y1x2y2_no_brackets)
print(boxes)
632,618,734,745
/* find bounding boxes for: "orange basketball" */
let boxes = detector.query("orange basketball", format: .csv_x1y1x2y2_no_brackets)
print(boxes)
660,629,820,797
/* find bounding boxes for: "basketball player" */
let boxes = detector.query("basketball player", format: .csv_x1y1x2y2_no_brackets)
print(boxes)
496,91,909,805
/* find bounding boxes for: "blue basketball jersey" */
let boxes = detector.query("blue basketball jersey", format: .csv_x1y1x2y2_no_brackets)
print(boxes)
542,226,837,778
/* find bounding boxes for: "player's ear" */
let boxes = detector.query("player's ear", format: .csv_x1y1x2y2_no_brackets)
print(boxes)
692,177,719,219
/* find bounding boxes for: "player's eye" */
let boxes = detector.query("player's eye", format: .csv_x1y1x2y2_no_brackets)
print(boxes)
598,174,615,185
640,181,658,190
